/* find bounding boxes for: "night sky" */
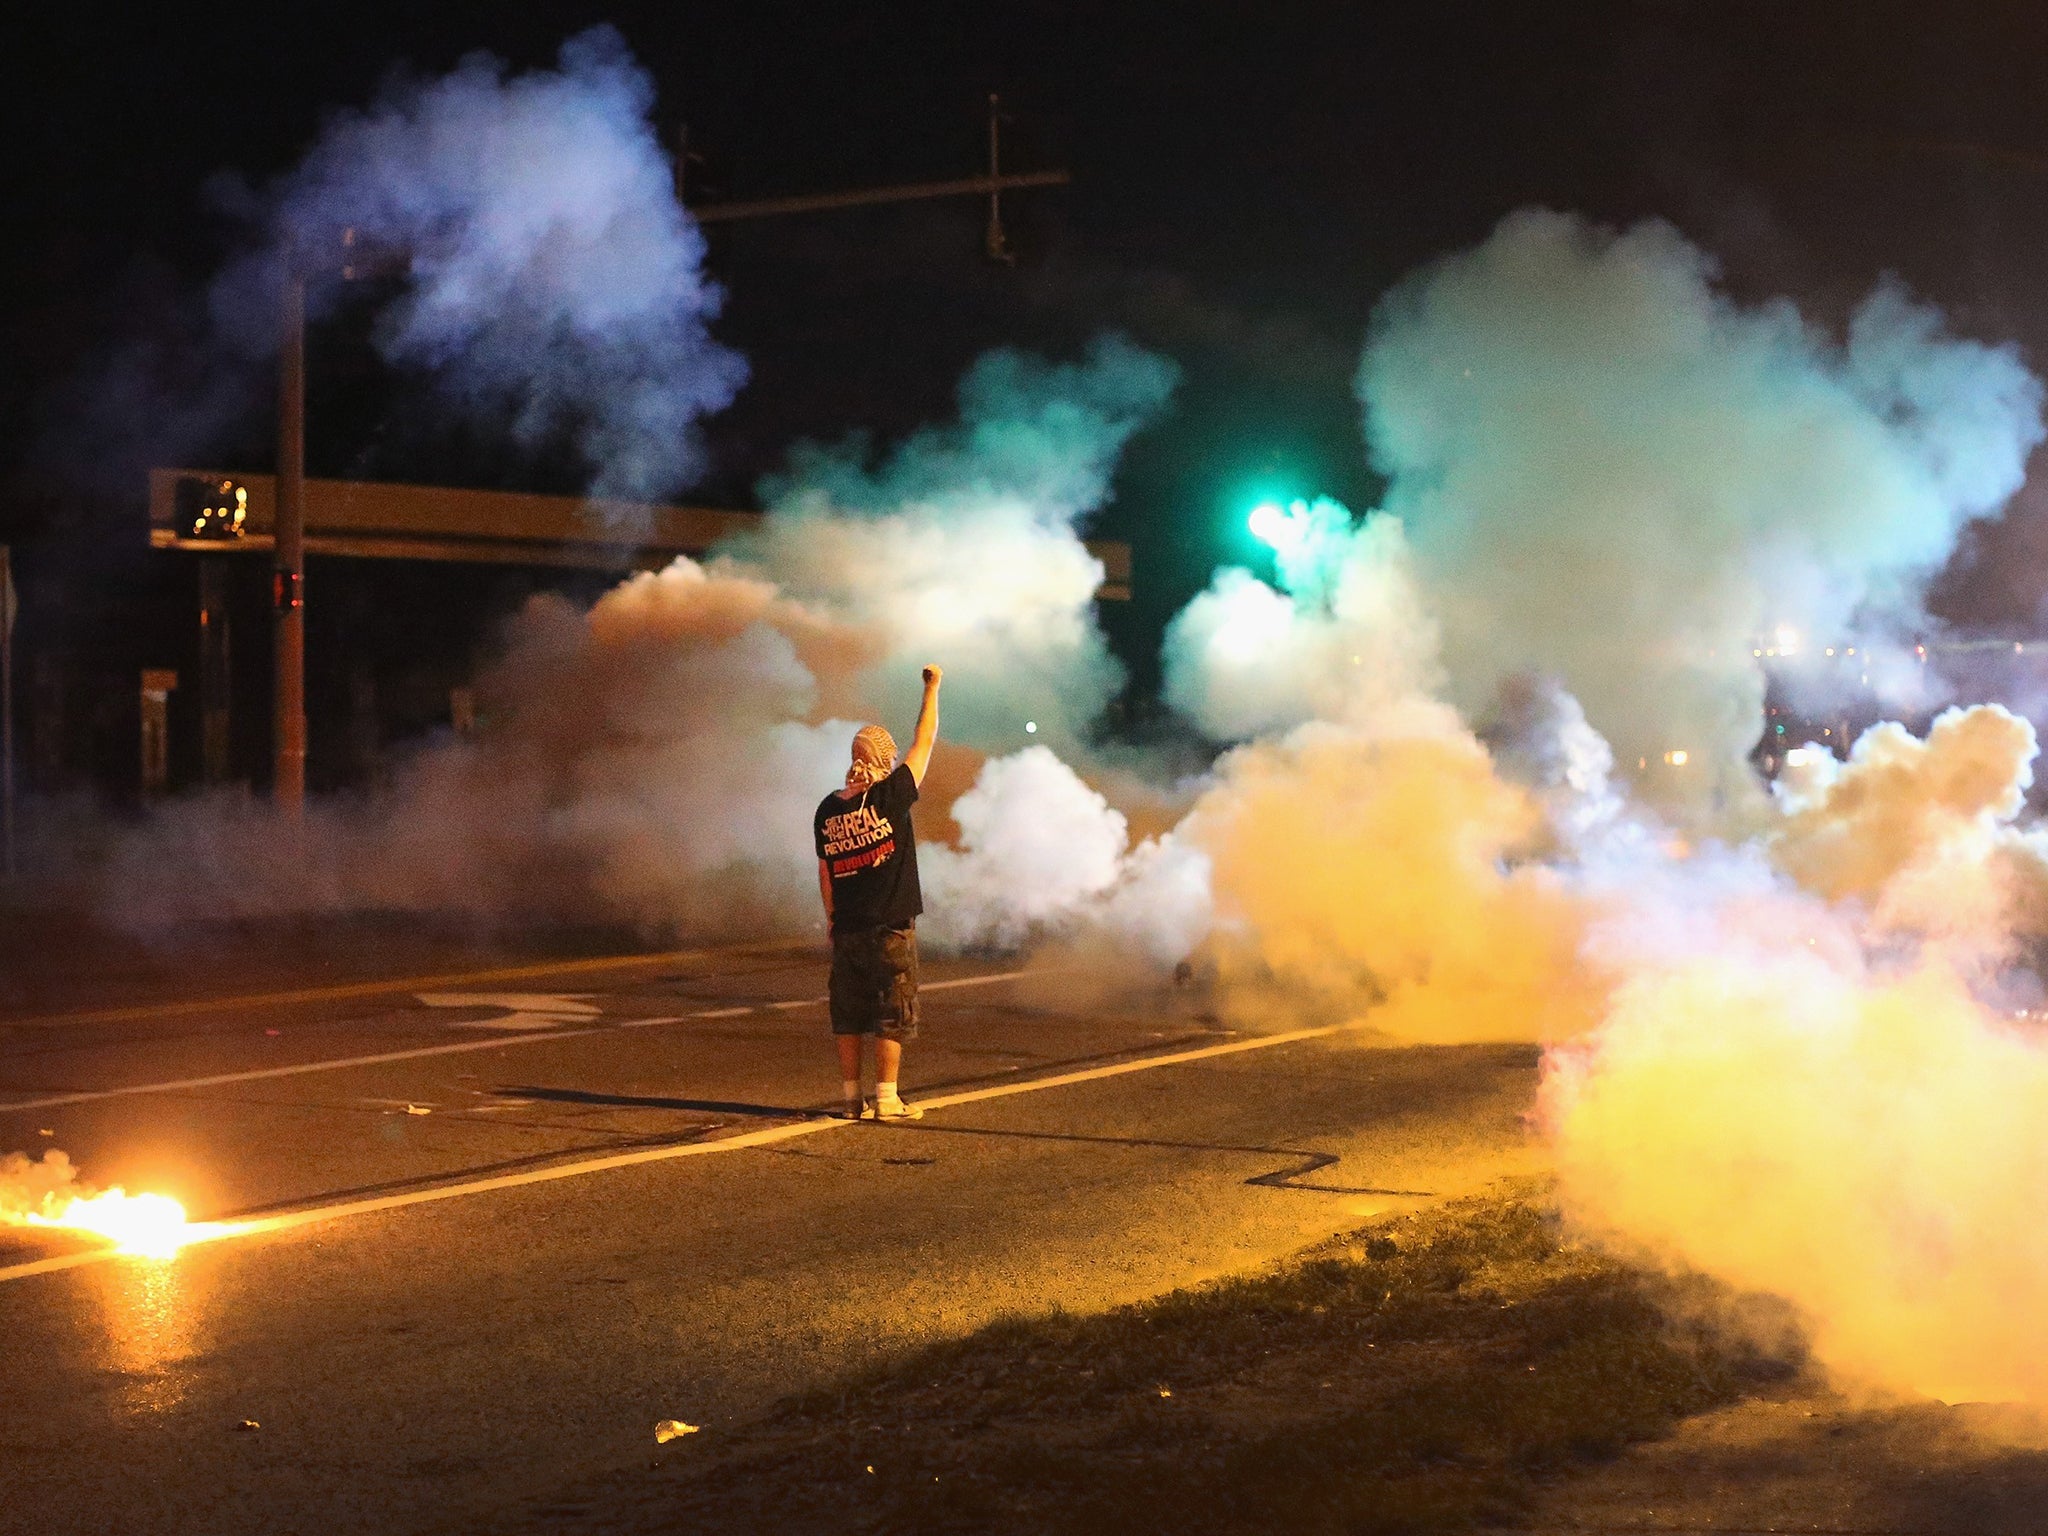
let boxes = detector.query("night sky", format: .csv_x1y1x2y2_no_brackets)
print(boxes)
12,0,2048,690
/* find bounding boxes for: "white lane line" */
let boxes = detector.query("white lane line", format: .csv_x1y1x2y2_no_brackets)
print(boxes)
0,941,811,1031
0,1030,597,1113
0,1016,1358,1286
0,970,1029,1114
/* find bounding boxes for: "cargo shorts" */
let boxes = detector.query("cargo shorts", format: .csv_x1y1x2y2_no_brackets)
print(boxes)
828,923,919,1041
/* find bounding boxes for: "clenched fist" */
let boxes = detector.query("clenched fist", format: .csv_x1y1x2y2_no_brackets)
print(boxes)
922,665,943,688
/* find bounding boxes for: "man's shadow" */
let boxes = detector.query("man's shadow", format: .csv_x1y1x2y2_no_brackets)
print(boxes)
497,1085,828,1119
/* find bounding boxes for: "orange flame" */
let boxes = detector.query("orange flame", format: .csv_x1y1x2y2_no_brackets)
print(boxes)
23,1189,198,1259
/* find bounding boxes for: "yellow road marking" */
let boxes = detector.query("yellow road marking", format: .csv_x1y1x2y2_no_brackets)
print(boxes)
0,1014,1357,1286
0,940,811,1032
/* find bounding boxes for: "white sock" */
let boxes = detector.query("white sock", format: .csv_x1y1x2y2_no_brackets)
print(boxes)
876,1080,901,1103
842,1079,862,1103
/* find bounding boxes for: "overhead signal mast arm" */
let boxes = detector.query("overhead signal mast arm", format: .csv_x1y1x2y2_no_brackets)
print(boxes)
689,168,1070,224
684,94,1065,257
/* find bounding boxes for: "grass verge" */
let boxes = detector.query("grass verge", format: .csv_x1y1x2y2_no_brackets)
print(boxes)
618,1184,1789,1534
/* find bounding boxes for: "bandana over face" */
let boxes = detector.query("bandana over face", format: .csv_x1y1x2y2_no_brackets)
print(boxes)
847,724,898,791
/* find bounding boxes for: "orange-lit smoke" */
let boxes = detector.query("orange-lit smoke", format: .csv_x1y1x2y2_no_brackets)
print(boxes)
1185,719,1600,1044
1546,942,2048,1406
1771,702,2048,954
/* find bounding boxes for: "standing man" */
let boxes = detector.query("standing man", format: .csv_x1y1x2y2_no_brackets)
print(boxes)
815,665,942,1121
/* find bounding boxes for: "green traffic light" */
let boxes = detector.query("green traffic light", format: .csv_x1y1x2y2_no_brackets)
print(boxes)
1247,497,1310,552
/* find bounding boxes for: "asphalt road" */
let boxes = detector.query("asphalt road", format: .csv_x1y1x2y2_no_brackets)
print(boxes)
0,933,1542,1535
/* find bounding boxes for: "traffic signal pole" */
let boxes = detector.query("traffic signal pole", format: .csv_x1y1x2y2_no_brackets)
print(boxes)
274,268,307,816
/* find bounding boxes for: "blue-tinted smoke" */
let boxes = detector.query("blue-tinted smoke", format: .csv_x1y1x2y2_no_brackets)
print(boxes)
215,26,743,507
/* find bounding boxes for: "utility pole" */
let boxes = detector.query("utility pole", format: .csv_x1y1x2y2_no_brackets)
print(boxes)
985,93,1014,264
673,122,704,203
1,544,15,879
274,268,307,816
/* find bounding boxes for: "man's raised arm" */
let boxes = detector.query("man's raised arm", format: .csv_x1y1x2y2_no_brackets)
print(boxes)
903,665,943,786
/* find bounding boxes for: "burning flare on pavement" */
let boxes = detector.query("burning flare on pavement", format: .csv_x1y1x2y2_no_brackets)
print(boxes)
1,1150,201,1259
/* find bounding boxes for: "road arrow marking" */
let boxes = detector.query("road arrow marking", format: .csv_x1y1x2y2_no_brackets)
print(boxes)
415,993,601,1031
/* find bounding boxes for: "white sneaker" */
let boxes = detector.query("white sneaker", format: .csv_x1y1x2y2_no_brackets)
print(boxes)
872,1096,923,1121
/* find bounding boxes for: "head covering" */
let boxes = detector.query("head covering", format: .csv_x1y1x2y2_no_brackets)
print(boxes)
846,724,897,791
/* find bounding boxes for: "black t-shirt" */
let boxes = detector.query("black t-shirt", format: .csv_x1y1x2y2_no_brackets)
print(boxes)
814,762,923,932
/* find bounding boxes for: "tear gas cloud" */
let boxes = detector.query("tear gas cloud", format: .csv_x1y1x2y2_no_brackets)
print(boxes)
72,26,743,509
1353,210,2040,799
1771,702,2048,952
258,25,745,506
100,339,1176,939
1135,210,2048,1415
1163,503,1445,741
82,142,2048,1420
1182,718,1602,1043
1165,211,2046,805
1544,890,2048,1408
745,336,1178,753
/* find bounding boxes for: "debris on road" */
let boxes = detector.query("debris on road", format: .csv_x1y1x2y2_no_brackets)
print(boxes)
36,1129,51,1137
404,1103,432,1116
233,1419,260,1432
655,1420,698,1444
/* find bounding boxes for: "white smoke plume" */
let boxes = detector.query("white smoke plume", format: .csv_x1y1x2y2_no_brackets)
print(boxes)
63,27,744,510
1163,503,1444,741
1770,702,2048,951
1359,209,2042,802
99,340,1175,942
743,336,1178,755
1137,210,2048,1420
920,747,1132,952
